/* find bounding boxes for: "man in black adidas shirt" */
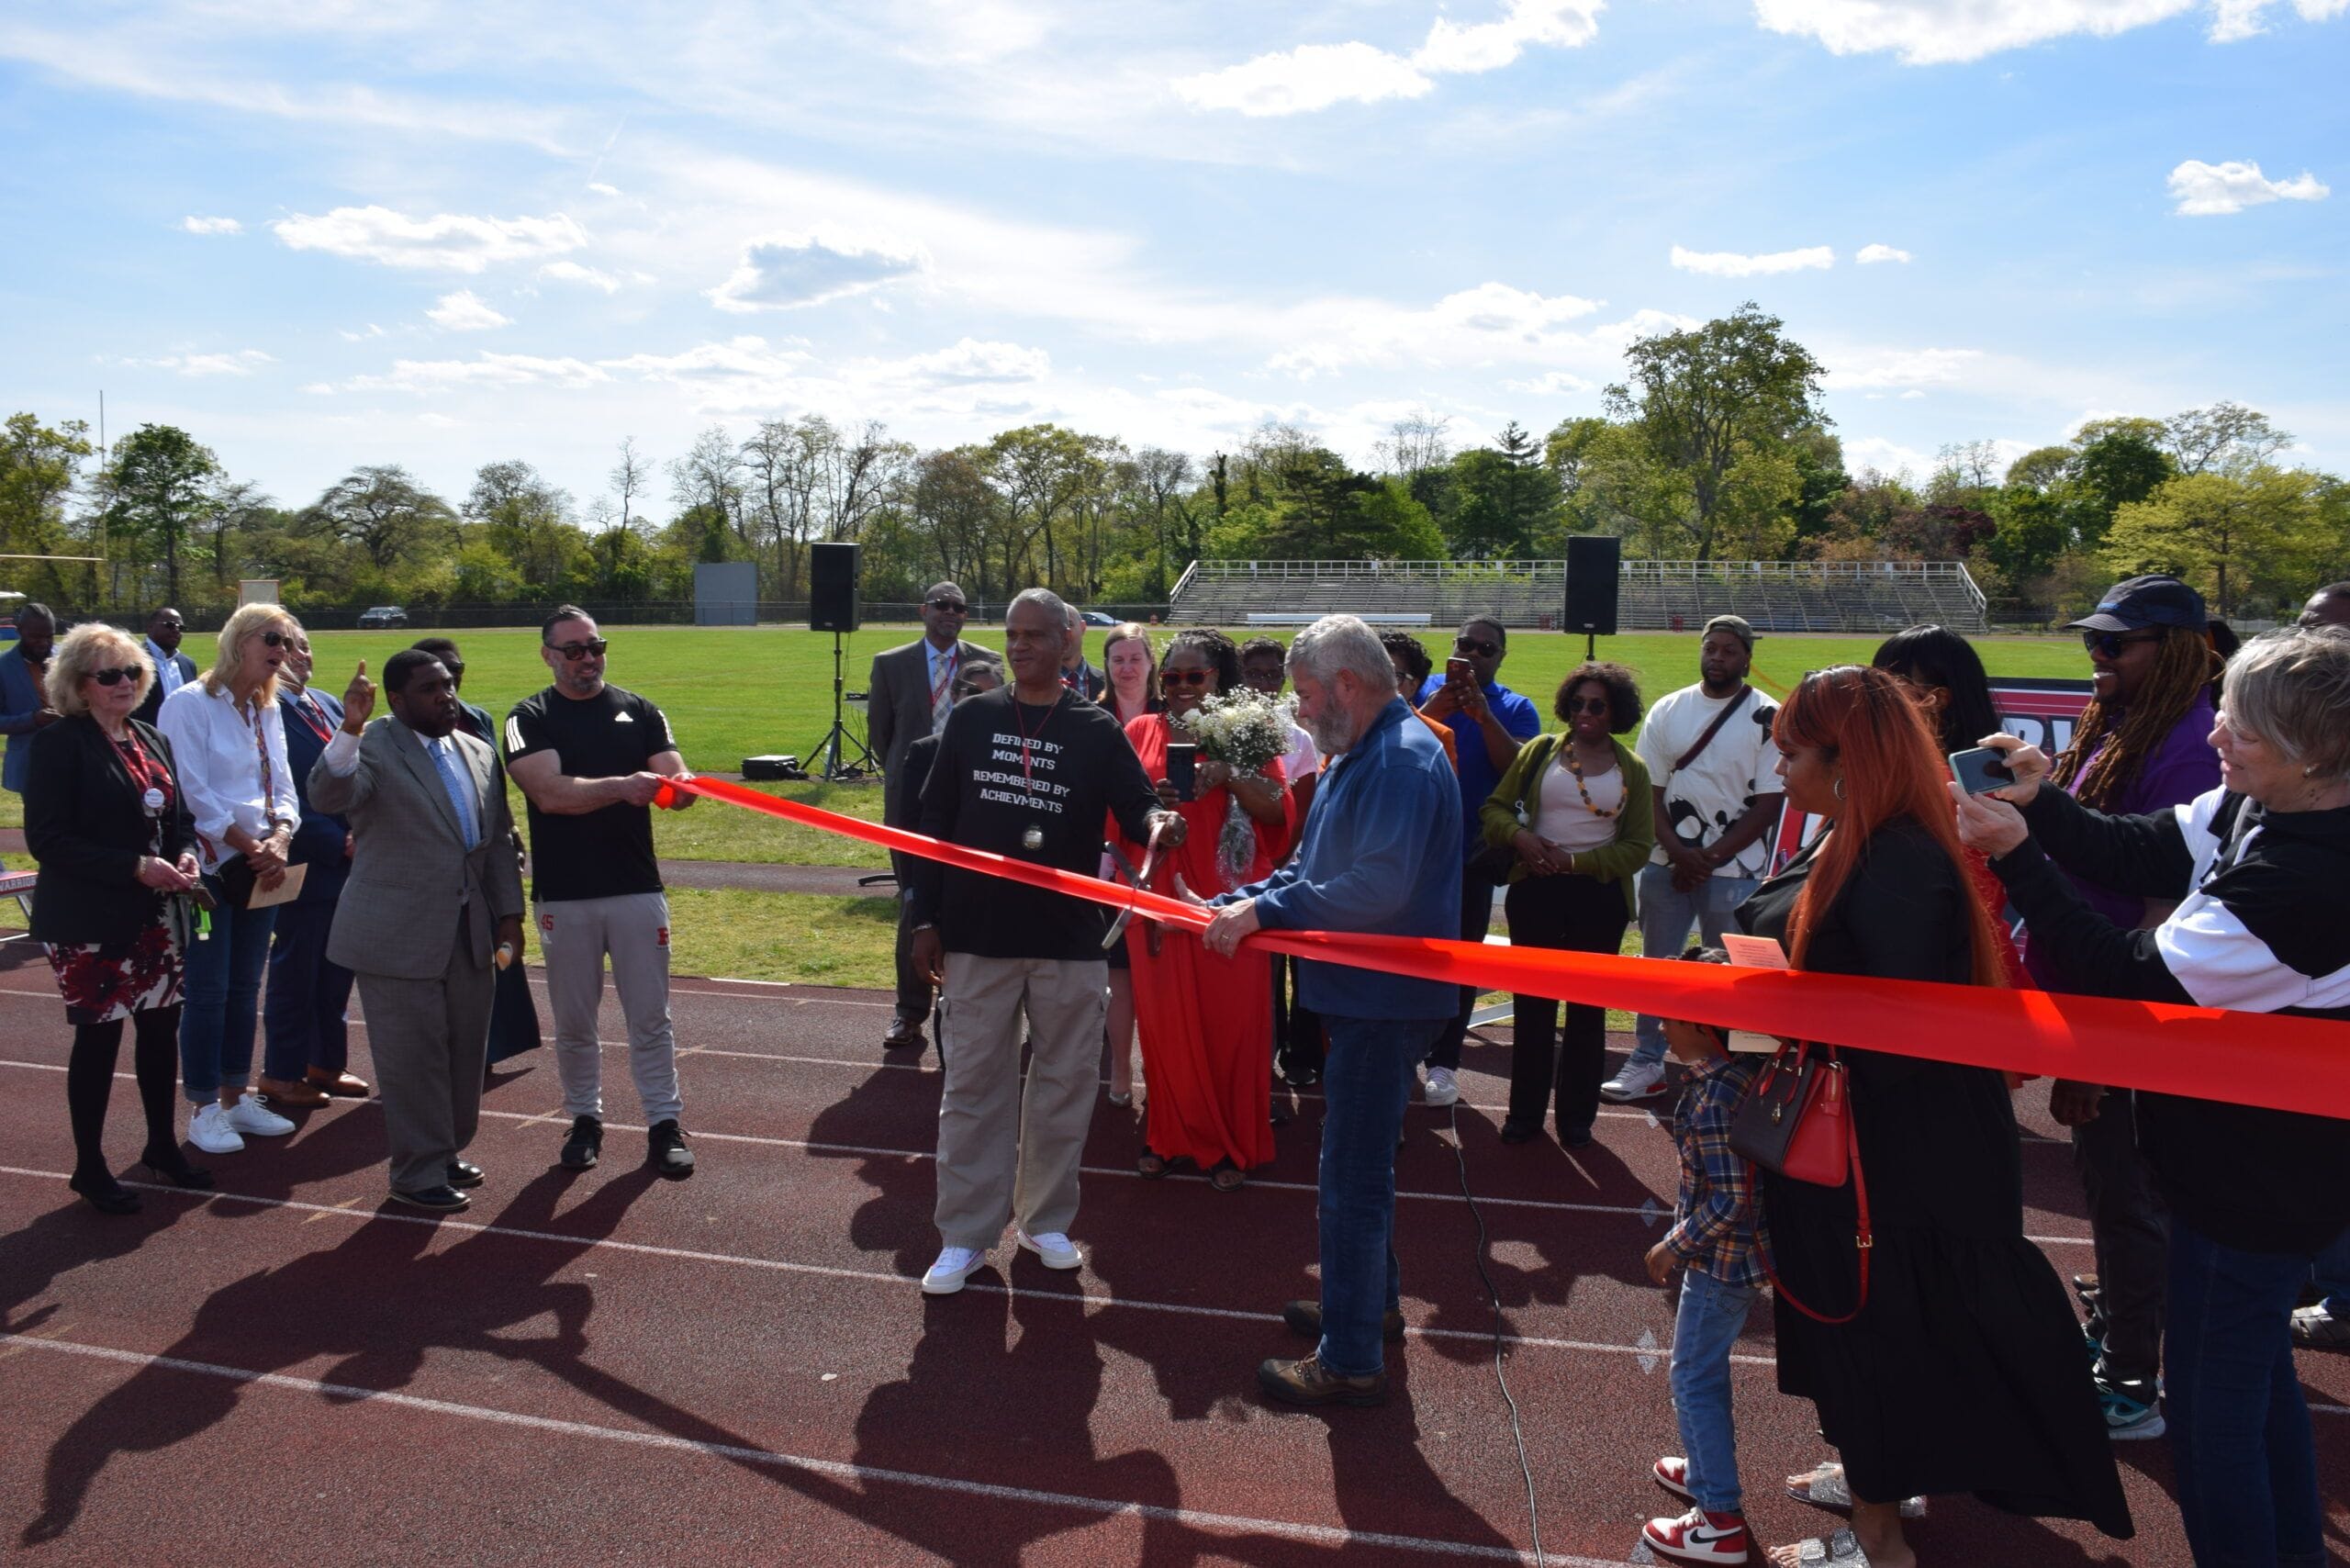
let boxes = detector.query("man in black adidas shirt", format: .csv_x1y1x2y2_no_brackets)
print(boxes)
504,605,698,1178
906,588,1182,1295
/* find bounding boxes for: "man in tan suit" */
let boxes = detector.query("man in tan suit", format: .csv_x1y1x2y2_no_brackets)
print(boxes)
867,582,992,1052
311,648,525,1213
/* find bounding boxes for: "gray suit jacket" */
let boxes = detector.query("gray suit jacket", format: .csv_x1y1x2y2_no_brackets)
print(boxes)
867,636,991,779
309,718,525,980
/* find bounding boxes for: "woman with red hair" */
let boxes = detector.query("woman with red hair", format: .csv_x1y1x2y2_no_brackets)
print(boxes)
1732,666,2130,1568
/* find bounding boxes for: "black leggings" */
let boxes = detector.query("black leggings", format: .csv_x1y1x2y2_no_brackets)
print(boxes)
1504,875,1629,1136
67,1006,183,1181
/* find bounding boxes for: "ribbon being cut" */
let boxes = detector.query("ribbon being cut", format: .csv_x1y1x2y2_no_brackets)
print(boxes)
656,777,2350,1122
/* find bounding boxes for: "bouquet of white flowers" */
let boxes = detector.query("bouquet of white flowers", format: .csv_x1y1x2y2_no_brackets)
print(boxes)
1173,688,1295,890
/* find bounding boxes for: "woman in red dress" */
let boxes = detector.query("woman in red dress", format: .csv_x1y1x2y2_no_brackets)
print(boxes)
1114,630,1290,1190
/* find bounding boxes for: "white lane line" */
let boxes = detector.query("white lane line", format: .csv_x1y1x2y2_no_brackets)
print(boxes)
0,1330,1581,1564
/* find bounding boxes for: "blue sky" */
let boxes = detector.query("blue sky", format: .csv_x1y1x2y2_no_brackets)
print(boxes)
4,0,2344,518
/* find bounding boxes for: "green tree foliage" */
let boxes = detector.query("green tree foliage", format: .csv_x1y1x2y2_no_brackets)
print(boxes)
106,423,223,605
303,465,458,573
2102,466,2333,617
1444,422,1561,559
0,413,95,602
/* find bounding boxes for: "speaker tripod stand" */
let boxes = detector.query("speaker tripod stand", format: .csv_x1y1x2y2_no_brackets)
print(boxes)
804,630,877,781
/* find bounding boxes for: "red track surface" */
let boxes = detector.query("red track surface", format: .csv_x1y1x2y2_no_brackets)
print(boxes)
0,940,2343,1565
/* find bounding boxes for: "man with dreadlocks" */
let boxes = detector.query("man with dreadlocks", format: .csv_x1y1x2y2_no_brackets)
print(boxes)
2026,574,2223,1442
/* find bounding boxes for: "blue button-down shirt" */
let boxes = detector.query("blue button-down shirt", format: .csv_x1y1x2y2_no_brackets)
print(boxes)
1416,674,1542,857
1222,698,1461,1020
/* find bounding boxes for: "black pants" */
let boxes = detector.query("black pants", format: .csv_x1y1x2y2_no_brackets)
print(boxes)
68,1005,182,1181
2076,1088,2168,1388
1427,864,1498,1073
890,856,931,1024
1503,876,1628,1137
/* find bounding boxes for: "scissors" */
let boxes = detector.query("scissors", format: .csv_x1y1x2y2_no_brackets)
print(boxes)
1102,816,1170,957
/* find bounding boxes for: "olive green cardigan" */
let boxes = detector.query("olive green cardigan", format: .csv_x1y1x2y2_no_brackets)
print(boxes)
1477,734,1656,916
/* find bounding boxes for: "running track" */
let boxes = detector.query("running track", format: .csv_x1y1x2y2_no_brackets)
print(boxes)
0,940,2342,1565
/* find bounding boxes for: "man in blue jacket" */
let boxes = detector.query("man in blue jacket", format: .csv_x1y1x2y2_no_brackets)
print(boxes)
0,603,62,794
1186,613,1461,1407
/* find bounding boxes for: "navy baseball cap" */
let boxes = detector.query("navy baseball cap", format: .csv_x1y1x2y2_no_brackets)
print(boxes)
2067,575,2208,635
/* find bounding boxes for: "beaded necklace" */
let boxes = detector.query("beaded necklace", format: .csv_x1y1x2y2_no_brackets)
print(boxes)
1561,742,1619,818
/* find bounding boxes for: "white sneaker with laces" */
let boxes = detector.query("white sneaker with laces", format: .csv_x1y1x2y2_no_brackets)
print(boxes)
1422,1066,1460,1107
223,1092,296,1137
1017,1230,1082,1271
188,1102,245,1155
1600,1058,1669,1103
922,1246,988,1295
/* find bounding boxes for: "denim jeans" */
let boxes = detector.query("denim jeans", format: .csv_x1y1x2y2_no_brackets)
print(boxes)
1629,864,1758,1070
1317,1013,1444,1378
2312,1226,2350,1316
178,872,281,1104
2165,1218,2325,1568
1670,1266,1757,1515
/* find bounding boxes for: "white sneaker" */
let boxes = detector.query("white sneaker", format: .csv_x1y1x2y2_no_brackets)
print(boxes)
188,1102,245,1154
1422,1066,1460,1107
223,1092,296,1137
922,1246,988,1295
1600,1059,1669,1103
1017,1230,1082,1271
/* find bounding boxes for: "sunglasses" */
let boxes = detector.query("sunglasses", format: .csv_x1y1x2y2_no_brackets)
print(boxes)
91,666,144,687
258,630,291,648
2081,630,2160,660
1455,636,1500,658
1162,668,1213,687
548,639,609,660
1562,697,1609,715
927,599,968,613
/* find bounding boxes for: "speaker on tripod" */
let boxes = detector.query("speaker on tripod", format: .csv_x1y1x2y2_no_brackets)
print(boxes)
806,542,876,779
1563,534,1621,658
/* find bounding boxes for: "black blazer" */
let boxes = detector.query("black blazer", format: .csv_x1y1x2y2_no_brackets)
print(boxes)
131,650,198,726
25,714,197,946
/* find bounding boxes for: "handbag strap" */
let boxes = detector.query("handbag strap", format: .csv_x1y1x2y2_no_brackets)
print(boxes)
1671,684,1752,775
1761,1104,1873,1325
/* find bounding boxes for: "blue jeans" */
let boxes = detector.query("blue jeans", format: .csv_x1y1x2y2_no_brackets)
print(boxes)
1317,1013,1444,1378
262,899,353,1081
1629,864,1758,1070
2165,1219,2325,1568
1670,1266,1756,1515
178,873,279,1104
2312,1226,2350,1317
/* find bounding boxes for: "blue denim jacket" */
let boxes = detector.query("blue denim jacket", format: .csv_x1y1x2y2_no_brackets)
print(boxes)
1225,697,1461,1019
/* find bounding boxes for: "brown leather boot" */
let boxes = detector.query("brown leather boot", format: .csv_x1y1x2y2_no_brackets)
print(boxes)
1257,1354,1388,1407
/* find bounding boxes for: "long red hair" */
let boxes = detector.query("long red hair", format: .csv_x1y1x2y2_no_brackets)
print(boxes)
1774,665,2008,990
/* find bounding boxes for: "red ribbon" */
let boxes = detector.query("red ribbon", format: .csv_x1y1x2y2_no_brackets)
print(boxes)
661,777,2350,1120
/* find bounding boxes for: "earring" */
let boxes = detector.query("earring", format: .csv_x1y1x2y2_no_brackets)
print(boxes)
1832,775,1845,802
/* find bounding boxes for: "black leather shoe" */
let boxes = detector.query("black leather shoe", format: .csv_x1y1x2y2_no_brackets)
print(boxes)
1498,1118,1541,1145
560,1114,602,1171
1282,1299,1404,1342
446,1160,485,1190
389,1184,470,1213
1560,1124,1595,1149
647,1119,696,1177
139,1144,215,1190
882,1014,926,1052
71,1172,142,1215
1258,1354,1388,1407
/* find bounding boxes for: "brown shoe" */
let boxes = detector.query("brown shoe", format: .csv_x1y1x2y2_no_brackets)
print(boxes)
307,1070,373,1099
882,1015,926,1052
257,1075,329,1108
1281,1300,1405,1343
1257,1353,1388,1408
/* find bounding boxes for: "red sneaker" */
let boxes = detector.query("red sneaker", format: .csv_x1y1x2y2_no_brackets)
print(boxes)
1653,1455,1695,1500
1642,1506,1751,1565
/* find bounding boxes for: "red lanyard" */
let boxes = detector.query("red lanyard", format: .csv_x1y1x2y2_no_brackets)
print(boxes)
246,699,279,826
288,689,332,744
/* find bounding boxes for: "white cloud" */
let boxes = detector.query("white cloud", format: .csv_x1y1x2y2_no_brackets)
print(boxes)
537,261,637,293
1840,435,1939,480
181,214,241,235
892,338,1051,383
1265,282,1606,376
1670,243,1835,277
706,231,929,311
2167,159,2330,215
425,289,511,330
1830,346,1984,388
1503,370,1593,395
271,205,588,272
586,181,621,197
1173,0,1602,116
338,323,388,342
118,348,274,376
1752,0,2344,63
1856,242,1912,264
2210,0,2350,39
345,353,611,392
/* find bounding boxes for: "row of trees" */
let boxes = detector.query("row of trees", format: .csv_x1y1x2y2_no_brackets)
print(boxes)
6,305,2342,622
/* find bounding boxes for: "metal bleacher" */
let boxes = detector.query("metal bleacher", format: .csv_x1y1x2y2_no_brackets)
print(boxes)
1169,558,1988,635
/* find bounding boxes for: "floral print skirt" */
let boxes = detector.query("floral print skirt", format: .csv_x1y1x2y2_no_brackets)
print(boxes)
47,918,185,1025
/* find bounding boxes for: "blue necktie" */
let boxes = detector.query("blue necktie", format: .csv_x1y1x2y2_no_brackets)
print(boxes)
430,737,481,851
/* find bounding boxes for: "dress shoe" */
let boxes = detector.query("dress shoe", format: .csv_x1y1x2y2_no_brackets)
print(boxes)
446,1160,485,1190
1498,1118,1541,1144
70,1172,142,1215
1258,1354,1387,1407
256,1075,329,1108
882,1015,927,1051
1282,1299,1405,1342
139,1145,215,1190
308,1069,373,1098
390,1185,470,1213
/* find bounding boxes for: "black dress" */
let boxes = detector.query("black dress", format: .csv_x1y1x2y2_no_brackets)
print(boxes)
1737,816,2132,1538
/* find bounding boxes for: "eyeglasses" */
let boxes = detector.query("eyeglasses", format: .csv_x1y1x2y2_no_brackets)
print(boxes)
548,639,609,660
1562,697,1609,715
2081,630,2160,660
91,666,144,687
258,630,289,648
1162,668,1212,687
926,599,968,613
1455,636,1500,658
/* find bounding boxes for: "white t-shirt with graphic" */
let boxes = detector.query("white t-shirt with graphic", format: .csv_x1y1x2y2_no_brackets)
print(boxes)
1635,683,1785,878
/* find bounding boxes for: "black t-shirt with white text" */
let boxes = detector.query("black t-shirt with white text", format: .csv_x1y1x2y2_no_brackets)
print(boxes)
907,688,1160,960
503,683,677,902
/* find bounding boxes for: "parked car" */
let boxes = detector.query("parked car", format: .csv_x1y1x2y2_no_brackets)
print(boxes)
357,605,408,628
1080,610,1119,627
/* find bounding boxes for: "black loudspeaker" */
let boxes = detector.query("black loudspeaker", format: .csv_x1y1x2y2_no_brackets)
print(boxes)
1563,534,1621,636
810,542,862,633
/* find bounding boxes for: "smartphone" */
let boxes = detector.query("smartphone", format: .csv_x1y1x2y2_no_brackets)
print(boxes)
1165,741,1198,803
1445,656,1472,688
1948,745,2016,797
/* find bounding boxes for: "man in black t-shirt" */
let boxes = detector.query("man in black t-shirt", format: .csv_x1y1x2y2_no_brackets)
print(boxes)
503,606,698,1178
905,588,1182,1295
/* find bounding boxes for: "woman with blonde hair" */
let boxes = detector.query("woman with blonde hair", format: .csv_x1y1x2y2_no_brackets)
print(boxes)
25,622,216,1210
1101,622,1163,1105
156,603,304,1156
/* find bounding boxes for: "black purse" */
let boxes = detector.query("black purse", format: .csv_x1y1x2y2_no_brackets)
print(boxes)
214,853,258,910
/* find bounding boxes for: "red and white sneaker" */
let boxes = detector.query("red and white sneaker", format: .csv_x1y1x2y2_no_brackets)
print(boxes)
1642,1506,1751,1565
1653,1455,1695,1500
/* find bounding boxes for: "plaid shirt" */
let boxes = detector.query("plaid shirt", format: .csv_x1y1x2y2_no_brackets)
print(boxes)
1662,1053,1771,1289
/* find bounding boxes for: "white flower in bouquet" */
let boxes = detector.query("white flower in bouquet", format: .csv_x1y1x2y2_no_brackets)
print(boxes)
1173,689,1295,890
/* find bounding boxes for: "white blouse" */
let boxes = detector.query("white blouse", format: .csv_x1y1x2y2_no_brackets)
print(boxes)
1531,749,1626,854
156,681,299,871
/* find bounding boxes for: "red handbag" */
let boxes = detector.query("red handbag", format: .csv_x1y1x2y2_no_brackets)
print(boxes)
1731,1043,1873,1325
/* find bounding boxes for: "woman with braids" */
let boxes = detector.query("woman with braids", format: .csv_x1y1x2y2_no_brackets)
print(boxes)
1735,666,2131,1568
1112,629,1291,1190
2031,576,2224,1440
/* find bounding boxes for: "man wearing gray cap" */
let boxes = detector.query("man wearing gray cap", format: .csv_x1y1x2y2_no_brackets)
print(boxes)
869,583,994,1053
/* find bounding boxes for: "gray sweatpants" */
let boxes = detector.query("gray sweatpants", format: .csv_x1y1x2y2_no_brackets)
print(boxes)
538,891,682,1126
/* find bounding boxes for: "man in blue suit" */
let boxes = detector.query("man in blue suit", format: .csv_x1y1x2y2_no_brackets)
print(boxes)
257,627,367,1105
0,603,61,794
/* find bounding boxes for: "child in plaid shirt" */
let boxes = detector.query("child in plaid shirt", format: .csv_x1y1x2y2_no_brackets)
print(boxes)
1638,981,1769,1566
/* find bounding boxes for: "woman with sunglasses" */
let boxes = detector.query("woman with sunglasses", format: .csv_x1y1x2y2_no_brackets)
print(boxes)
1480,663,1654,1147
156,603,305,1156
24,622,215,1210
